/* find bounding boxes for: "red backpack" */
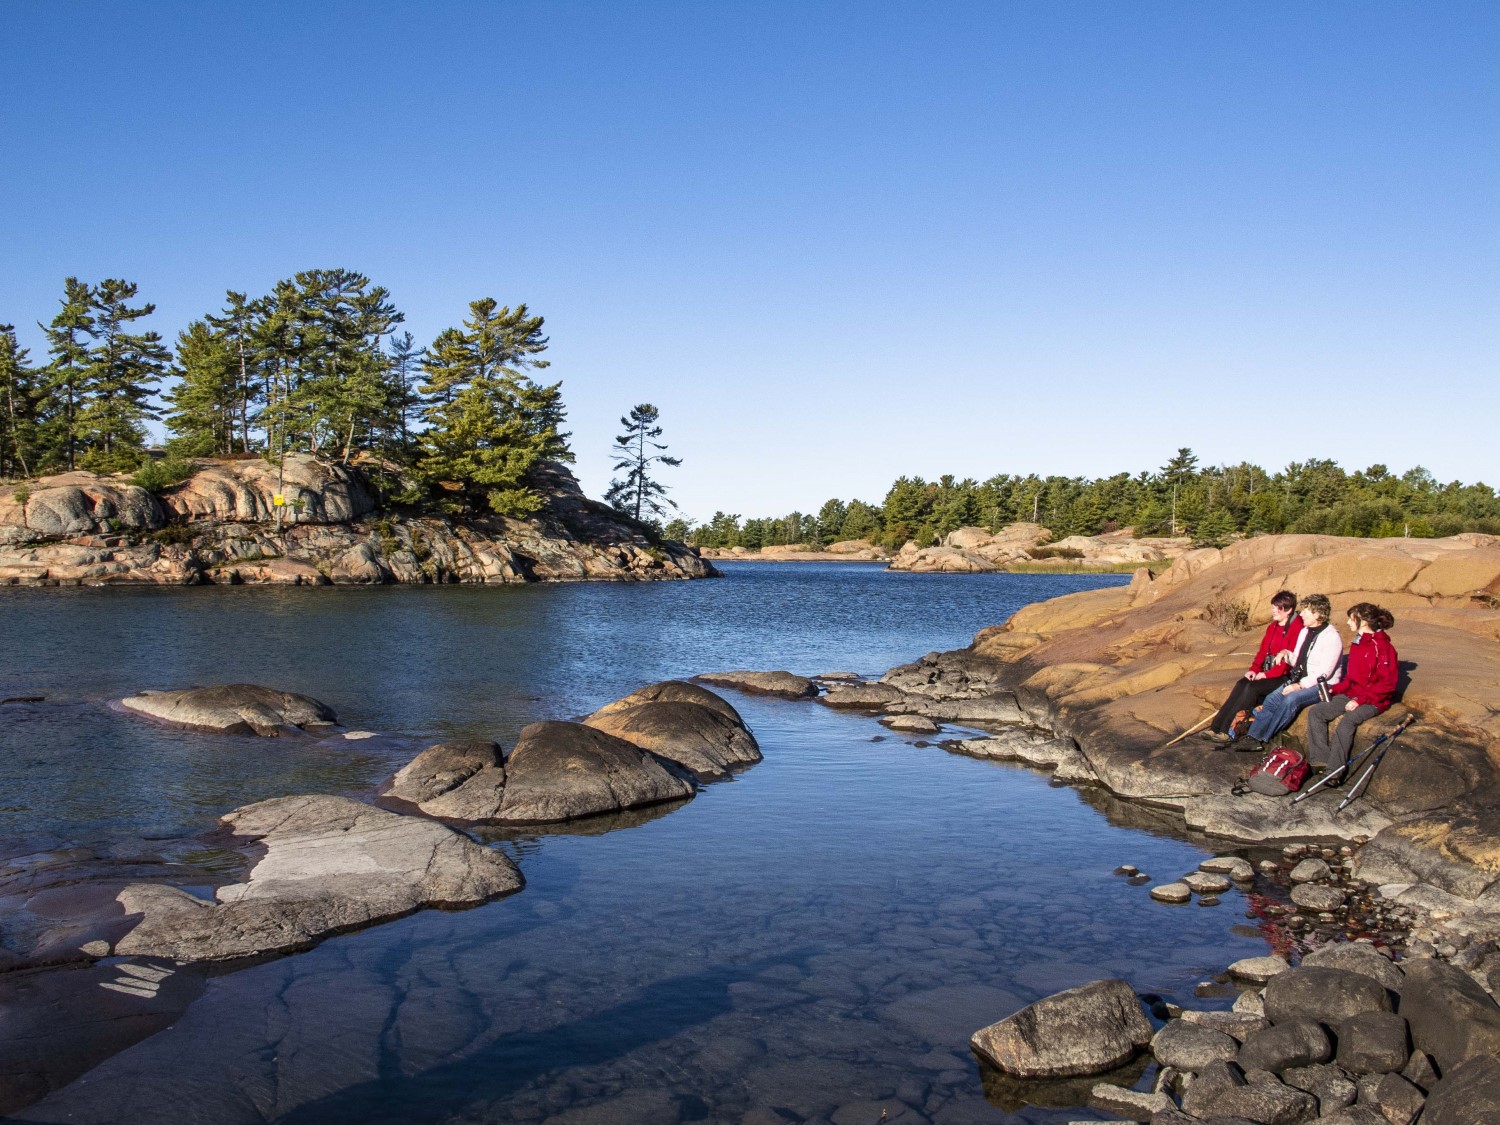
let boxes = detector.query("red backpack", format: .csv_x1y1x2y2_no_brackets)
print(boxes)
1240,746,1311,796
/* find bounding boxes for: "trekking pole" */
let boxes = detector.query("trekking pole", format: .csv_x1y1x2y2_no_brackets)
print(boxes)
1163,713,1215,749
1337,715,1415,811
1294,713,1411,804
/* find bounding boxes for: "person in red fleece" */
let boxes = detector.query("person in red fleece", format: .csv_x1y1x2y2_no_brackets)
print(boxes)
1304,602,1399,773
1206,589,1304,746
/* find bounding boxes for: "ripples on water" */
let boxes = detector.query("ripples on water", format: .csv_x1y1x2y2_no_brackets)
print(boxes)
1,565,1278,1122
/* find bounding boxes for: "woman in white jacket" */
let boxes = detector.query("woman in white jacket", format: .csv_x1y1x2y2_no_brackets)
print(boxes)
1241,593,1343,749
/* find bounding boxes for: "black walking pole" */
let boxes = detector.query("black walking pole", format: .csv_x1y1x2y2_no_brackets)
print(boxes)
1337,714,1415,811
1294,713,1412,804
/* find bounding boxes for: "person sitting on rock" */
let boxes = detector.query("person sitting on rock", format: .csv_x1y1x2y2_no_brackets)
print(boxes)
1205,589,1303,745
1239,593,1343,751
1303,602,1399,776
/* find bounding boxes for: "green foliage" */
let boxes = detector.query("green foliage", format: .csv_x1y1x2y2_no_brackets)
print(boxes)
130,454,197,493
690,448,1500,551
149,521,196,546
605,404,681,522
0,325,41,478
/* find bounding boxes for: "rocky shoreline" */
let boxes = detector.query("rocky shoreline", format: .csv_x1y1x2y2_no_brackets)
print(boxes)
0,455,716,585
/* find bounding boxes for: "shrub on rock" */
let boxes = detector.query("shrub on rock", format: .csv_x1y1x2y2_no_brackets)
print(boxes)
969,978,1152,1078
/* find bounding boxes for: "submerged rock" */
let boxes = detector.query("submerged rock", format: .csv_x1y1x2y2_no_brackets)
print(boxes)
970,978,1152,1078
119,684,337,736
694,670,817,699
112,795,522,961
494,721,695,823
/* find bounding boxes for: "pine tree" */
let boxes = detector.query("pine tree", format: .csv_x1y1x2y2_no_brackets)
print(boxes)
204,290,263,452
76,279,170,471
604,404,681,523
41,277,94,471
165,320,238,455
386,330,423,448
0,326,40,478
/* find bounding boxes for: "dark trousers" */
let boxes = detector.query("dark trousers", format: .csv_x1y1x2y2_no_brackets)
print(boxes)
1211,676,1281,734
1304,696,1381,769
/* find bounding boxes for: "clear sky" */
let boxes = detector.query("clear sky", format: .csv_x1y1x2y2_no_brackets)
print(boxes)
3,2,1495,522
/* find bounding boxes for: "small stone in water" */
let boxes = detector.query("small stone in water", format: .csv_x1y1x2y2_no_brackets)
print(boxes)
1199,895,1221,907
1283,843,1308,858
1114,865,1138,876
1184,872,1232,895
1259,860,1280,874
1150,882,1192,903
1127,874,1151,886
1227,955,1288,983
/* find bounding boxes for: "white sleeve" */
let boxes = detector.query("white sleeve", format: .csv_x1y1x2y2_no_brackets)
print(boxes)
1303,630,1343,687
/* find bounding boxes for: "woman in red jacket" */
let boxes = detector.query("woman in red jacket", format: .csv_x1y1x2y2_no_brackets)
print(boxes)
1303,603,1399,773
1206,589,1303,745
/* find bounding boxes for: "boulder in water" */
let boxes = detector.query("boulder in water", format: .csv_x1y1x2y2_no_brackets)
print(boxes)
589,679,746,725
119,684,337,736
695,670,817,699
386,739,508,820
495,721,695,823
970,978,1152,1078
584,698,760,780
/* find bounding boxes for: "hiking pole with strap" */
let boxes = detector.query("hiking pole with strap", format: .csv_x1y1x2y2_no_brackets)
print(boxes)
1293,713,1413,804
1338,714,1415,811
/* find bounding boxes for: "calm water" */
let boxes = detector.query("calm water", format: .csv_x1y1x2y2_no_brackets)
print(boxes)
2,565,1278,1123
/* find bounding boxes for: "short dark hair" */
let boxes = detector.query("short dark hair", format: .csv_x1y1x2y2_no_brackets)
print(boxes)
1299,593,1331,621
1270,589,1297,612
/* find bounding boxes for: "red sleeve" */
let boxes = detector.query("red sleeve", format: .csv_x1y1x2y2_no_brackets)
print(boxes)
1265,618,1304,680
1249,626,1276,673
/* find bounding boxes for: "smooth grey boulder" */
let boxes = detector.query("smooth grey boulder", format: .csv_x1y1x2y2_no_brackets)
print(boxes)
1300,943,1405,993
113,795,522,961
1228,955,1289,983
969,978,1152,1078
1397,955,1500,1073
1181,1009,1268,1040
495,721,695,823
1315,1108,1386,1125
1420,1054,1500,1125
1289,857,1332,883
590,680,746,725
119,684,337,736
387,739,503,805
1151,1019,1240,1069
1335,1011,1409,1075
584,699,761,780
1236,1018,1333,1073
1201,855,1256,881
0,473,164,544
1290,883,1345,912
880,714,941,733
1282,1063,1356,1113
695,670,817,699
387,740,508,821
1263,967,1392,1030
1179,1060,1245,1118
1088,1083,1170,1118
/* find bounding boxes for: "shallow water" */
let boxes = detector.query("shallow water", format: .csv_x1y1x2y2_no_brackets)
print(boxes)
1,565,1279,1123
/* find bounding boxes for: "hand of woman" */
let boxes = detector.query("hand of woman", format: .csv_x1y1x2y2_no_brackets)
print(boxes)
1250,672,1266,681
1345,699,1360,712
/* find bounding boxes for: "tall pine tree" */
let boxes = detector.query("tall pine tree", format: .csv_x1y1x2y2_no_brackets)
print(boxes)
0,326,40,478
604,404,681,523
78,278,170,470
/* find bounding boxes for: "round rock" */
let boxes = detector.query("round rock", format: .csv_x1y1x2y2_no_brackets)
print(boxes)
1152,1020,1240,1069
1300,943,1405,992
495,721,696,823
584,698,761,779
969,978,1152,1078
1200,856,1255,881
1184,872,1232,895
1150,882,1192,904
1291,883,1347,913
1263,966,1393,1030
1290,857,1333,883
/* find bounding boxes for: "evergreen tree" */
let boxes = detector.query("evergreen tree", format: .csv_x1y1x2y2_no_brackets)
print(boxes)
76,279,170,471
204,291,262,452
0,326,40,478
41,277,94,470
604,403,681,523
386,330,423,447
165,320,238,455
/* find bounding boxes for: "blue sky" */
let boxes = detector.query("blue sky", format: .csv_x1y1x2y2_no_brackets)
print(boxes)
3,2,1495,522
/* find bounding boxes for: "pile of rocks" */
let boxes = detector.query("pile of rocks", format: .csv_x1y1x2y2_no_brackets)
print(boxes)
970,945,1500,1123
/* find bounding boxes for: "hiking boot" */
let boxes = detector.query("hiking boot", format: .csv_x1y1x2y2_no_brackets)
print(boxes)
1205,731,1232,745
1236,738,1266,754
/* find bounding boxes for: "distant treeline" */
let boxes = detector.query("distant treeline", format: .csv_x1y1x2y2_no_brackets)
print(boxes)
0,271,570,516
683,449,1500,550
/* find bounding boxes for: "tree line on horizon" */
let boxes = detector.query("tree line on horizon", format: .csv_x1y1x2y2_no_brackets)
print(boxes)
684,448,1500,550
0,271,574,517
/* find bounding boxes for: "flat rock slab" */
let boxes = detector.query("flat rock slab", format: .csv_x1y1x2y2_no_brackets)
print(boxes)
494,721,696,823
1291,882,1346,912
970,978,1152,1078
113,795,522,961
880,714,941,734
695,670,817,699
1200,855,1255,881
119,684,337,736
1150,882,1192,903
1228,954,1289,983
819,682,909,710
